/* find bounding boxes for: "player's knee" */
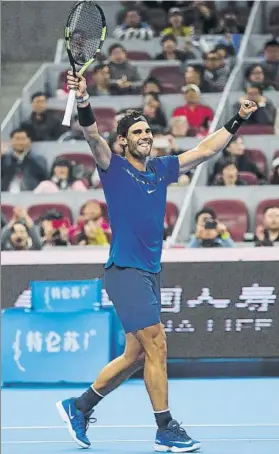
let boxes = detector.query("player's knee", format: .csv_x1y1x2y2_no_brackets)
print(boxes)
141,324,167,363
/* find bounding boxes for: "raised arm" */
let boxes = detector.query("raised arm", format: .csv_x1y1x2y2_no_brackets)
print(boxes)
67,71,112,170
178,100,258,173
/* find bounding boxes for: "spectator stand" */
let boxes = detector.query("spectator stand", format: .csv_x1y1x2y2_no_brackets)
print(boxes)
166,0,269,247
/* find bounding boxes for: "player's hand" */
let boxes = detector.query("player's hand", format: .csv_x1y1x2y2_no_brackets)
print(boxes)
67,71,87,98
239,100,258,119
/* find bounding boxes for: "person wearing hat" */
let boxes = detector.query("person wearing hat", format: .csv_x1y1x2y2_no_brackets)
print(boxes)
161,7,193,37
172,84,214,135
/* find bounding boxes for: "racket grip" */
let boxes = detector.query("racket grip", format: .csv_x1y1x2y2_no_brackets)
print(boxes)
62,90,76,127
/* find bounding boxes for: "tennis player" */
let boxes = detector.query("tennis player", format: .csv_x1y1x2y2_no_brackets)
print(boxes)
57,71,257,452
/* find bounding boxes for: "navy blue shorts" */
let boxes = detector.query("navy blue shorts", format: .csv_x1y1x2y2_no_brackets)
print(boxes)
104,265,161,334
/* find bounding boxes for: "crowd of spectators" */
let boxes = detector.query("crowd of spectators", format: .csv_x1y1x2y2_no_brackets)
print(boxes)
2,2,279,250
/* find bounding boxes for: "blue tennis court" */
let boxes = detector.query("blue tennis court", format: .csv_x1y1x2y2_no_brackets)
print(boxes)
2,378,279,454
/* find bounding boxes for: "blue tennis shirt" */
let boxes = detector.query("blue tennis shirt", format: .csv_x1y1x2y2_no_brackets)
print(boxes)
98,153,179,273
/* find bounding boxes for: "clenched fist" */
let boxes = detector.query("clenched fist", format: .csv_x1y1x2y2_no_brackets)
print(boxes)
239,100,258,119
67,71,88,98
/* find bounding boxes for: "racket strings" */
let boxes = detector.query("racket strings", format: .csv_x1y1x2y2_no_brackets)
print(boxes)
68,2,103,65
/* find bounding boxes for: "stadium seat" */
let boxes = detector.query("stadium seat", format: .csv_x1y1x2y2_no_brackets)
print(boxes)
150,66,184,94
255,199,279,226
238,125,274,135
28,204,73,223
58,153,96,173
203,200,249,241
1,204,14,221
93,107,116,134
165,202,179,230
245,149,267,176
126,50,151,61
238,172,258,185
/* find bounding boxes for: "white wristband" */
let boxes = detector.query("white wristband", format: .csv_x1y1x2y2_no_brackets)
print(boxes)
76,93,90,104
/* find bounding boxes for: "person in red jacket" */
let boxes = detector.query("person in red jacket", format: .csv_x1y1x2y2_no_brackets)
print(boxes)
172,84,214,136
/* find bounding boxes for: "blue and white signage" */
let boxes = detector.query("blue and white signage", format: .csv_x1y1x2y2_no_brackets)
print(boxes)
2,309,111,384
31,279,102,312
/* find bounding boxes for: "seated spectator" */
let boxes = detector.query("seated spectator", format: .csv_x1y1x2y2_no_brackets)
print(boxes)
1,207,42,251
189,208,235,248
214,42,235,59
151,134,175,158
78,220,109,246
270,157,279,185
184,64,210,93
142,93,167,133
34,157,87,193
1,128,47,192
234,85,276,126
38,210,71,247
20,92,64,141
142,76,162,94
108,44,142,95
194,2,219,34
217,13,244,34
262,39,279,90
245,64,276,91
161,8,193,37
172,84,214,136
69,200,110,244
87,64,111,96
213,161,247,186
169,116,189,137
255,205,279,246
113,7,154,40
202,51,230,92
209,136,266,184
155,34,195,62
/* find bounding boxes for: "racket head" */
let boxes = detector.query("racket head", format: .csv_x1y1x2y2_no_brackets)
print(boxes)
64,1,107,67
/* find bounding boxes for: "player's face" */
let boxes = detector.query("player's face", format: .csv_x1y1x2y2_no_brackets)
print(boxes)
126,121,153,160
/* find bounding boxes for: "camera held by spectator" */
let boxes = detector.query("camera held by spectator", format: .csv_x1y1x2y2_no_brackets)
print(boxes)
189,208,235,248
38,210,71,247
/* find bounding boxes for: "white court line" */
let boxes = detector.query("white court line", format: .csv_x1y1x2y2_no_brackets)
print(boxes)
2,439,279,445
2,423,279,430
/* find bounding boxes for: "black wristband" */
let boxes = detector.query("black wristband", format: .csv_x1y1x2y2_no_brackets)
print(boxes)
77,104,96,127
224,113,245,135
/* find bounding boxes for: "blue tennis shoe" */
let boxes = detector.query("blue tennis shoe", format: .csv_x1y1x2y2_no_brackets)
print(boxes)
154,420,201,452
56,398,95,448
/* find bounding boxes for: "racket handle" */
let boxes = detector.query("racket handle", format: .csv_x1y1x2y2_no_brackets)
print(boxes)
62,89,76,127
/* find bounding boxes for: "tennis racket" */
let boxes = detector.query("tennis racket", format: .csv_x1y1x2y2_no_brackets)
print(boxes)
62,0,107,126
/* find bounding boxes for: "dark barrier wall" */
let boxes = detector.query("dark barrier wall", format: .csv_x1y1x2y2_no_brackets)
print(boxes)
1,1,118,62
2,261,279,359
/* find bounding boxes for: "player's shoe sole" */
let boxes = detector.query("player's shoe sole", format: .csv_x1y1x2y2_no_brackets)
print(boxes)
154,441,201,452
56,400,90,449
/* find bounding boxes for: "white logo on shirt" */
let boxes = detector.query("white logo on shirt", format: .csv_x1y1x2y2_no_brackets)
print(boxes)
147,189,156,194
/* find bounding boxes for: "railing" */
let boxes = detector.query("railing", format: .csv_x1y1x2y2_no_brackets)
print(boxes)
1,99,22,141
166,0,262,247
